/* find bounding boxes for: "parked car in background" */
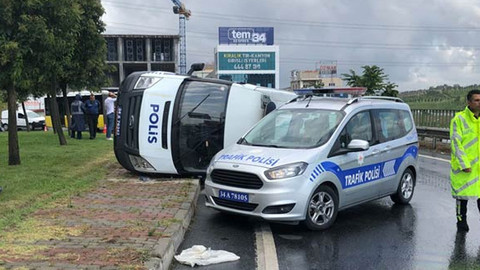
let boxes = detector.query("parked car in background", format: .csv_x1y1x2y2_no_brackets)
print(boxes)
1,110,45,131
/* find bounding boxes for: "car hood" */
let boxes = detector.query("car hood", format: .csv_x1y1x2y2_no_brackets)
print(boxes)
212,143,323,169
30,117,45,122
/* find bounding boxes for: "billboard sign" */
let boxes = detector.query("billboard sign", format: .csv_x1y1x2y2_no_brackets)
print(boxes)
318,61,337,77
219,27,274,45
218,52,275,71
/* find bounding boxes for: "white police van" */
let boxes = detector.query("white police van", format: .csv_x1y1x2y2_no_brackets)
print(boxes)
113,65,295,176
204,90,419,230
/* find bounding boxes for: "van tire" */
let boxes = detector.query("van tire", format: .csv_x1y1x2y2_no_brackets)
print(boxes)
304,185,338,230
2,124,8,131
390,168,415,204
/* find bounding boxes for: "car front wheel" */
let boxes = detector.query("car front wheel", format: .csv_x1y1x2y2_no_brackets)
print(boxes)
390,168,415,204
304,185,338,230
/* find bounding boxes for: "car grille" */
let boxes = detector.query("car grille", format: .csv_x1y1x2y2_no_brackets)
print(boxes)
212,197,258,211
124,94,143,150
211,169,263,189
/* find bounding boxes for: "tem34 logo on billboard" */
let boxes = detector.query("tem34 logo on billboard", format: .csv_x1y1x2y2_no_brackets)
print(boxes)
219,27,274,45
228,28,266,43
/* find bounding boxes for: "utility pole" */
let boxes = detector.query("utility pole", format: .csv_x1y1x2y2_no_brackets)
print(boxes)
171,0,191,74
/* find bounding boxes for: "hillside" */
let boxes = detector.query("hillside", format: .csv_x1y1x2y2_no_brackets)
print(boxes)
400,84,480,110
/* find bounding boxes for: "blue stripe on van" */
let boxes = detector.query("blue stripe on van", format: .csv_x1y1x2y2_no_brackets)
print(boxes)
308,145,418,188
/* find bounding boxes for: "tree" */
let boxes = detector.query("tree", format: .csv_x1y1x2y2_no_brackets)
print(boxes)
341,65,390,96
0,0,108,165
0,1,39,165
341,69,363,89
382,82,399,97
60,0,109,136
313,80,324,88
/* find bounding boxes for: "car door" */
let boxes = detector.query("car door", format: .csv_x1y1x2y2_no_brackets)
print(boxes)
371,109,411,195
327,110,380,206
17,112,26,127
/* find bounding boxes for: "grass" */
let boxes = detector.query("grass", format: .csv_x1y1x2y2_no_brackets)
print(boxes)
0,131,117,231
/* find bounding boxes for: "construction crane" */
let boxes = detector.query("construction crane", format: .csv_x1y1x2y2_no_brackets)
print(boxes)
171,0,191,74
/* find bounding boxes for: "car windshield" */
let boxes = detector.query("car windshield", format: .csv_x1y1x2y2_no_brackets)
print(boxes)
241,108,344,148
27,111,41,118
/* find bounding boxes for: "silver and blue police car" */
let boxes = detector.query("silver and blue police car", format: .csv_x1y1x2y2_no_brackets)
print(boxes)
204,93,418,230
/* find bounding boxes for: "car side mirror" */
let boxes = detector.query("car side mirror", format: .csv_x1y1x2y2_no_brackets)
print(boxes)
347,139,369,151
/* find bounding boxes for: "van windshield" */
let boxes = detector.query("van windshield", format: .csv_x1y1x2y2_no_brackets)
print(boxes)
241,109,344,148
27,111,41,118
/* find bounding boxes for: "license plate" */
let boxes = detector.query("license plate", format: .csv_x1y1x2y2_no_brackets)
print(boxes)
219,189,249,203
115,106,122,136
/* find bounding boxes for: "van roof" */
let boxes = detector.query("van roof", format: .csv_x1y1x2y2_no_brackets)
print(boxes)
283,96,409,112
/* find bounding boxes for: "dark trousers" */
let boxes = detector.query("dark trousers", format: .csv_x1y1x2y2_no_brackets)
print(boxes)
456,199,480,224
86,114,98,139
71,131,82,139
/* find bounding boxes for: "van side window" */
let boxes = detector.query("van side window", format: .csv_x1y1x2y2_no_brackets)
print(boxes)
399,110,413,134
372,109,410,142
338,111,372,148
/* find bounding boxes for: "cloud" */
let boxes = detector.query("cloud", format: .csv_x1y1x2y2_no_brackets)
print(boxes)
101,0,480,91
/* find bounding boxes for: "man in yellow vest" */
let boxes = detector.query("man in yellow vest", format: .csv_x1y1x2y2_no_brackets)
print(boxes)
450,89,480,232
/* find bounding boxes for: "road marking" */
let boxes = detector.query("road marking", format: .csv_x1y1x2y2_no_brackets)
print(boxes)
419,154,450,163
255,222,279,270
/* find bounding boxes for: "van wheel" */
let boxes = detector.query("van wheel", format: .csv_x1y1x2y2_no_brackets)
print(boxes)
304,185,338,230
2,124,8,131
390,168,415,204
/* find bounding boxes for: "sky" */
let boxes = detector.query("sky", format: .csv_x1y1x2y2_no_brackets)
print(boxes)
100,0,480,92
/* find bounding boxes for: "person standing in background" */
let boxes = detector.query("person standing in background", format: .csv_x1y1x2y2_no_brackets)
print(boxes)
104,91,117,140
70,94,85,139
84,93,100,139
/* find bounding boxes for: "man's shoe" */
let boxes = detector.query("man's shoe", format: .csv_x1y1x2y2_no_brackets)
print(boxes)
457,222,470,232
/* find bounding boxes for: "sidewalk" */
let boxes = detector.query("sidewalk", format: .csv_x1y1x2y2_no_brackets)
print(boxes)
0,165,200,270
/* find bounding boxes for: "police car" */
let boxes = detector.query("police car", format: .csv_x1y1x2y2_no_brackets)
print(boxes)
204,91,419,230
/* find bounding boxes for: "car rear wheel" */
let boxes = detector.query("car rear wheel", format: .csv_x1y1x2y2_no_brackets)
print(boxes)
2,123,8,131
304,185,338,230
390,168,415,204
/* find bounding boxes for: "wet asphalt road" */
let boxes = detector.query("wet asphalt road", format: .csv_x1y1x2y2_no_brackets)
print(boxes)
172,152,480,270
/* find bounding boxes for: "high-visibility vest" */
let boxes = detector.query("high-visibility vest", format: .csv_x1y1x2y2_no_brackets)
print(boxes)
450,106,480,199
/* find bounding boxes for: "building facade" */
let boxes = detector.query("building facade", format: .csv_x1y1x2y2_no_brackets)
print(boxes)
290,69,343,90
104,34,179,89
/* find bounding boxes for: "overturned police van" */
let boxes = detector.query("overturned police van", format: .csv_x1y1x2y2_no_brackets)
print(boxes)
113,68,295,176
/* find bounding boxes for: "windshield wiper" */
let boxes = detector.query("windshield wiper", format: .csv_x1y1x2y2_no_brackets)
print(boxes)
250,143,279,148
176,94,211,124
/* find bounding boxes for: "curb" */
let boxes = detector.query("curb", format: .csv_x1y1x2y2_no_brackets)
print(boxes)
145,182,200,270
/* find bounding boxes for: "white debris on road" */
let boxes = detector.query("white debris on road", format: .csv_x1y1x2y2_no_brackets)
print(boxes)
174,245,240,267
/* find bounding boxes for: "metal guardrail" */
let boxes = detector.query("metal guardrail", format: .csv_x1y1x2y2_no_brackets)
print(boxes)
411,109,457,129
416,126,449,149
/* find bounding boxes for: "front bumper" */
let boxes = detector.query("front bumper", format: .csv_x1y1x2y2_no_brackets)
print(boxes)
204,163,314,222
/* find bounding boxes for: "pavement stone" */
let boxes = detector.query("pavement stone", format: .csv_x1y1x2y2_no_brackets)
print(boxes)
0,165,200,270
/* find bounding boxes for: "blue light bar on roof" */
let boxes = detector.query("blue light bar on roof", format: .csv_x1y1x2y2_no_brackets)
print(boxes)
293,87,367,97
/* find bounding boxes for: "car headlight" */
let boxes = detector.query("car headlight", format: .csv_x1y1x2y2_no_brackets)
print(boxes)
206,159,216,175
206,163,215,175
264,162,308,180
